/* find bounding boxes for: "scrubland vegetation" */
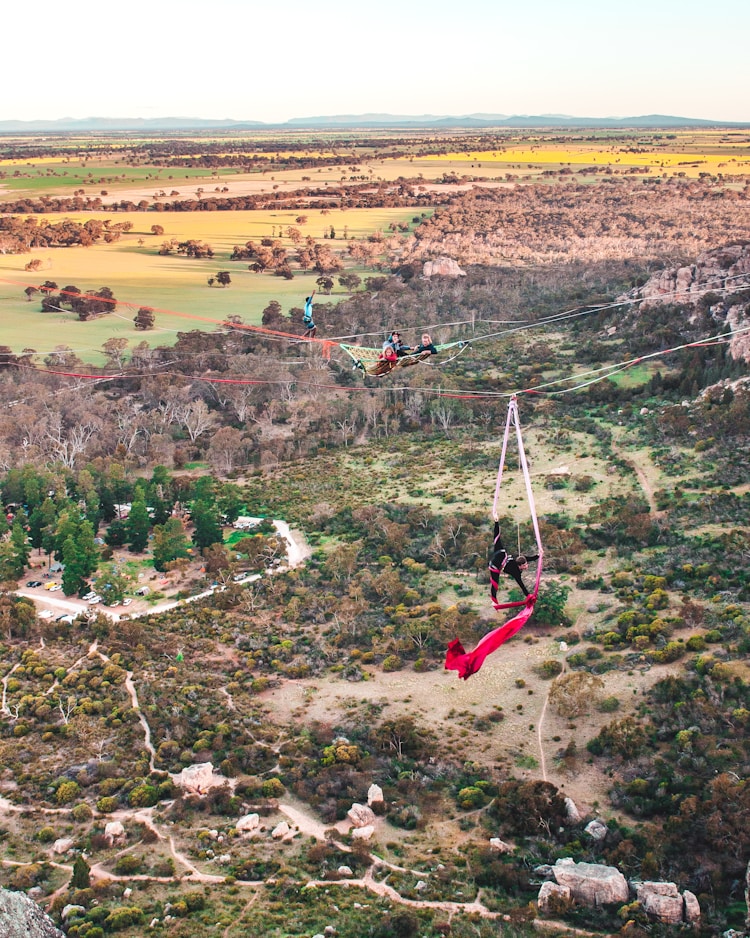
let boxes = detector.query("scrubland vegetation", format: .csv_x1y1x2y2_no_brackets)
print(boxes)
0,128,749,936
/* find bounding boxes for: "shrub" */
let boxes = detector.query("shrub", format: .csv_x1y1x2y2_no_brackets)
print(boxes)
56,780,81,805
598,696,620,713
72,802,94,822
538,659,564,679
382,655,403,672
113,855,142,875
96,796,118,813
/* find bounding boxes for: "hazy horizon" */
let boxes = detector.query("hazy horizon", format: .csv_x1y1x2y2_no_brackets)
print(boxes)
4,0,749,124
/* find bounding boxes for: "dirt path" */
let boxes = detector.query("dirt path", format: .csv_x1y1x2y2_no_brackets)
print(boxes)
0,662,21,715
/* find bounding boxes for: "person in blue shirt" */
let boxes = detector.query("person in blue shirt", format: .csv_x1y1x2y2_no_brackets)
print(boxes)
303,292,316,338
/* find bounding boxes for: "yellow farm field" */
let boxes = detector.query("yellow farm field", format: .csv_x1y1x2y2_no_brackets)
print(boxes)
420,136,750,177
0,207,418,362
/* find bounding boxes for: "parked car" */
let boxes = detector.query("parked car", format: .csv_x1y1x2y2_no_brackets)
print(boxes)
37,610,55,619
44,582,59,590
49,584,63,592
56,614,75,624
88,596,101,605
26,580,43,588
82,591,97,601
121,598,132,606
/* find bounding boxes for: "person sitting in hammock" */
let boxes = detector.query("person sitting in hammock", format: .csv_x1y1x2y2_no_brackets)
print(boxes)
489,520,539,599
381,331,410,361
414,332,438,355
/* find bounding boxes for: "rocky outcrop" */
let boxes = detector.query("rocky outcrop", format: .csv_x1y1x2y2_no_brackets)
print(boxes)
52,837,74,854
584,820,608,841
635,882,701,925
0,887,64,938
271,821,289,839
351,824,375,841
552,859,629,906
236,813,260,833
367,784,384,809
348,803,376,828
627,243,750,310
684,890,700,924
636,882,683,924
620,243,750,363
174,762,229,794
104,821,126,846
489,838,514,853
538,882,571,915
422,256,467,279
564,796,581,824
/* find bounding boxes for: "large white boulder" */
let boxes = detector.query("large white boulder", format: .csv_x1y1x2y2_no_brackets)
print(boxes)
174,762,227,794
52,838,75,855
564,796,581,824
636,882,683,924
348,803,376,828
104,821,126,845
271,821,290,839
367,784,384,807
236,813,260,833
552,859,629,905
351,825,375,841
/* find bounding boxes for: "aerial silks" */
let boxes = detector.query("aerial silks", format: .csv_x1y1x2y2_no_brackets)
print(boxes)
445,396,544,679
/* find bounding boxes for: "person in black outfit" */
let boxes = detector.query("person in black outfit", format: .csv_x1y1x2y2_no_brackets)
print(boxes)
489,521,538,600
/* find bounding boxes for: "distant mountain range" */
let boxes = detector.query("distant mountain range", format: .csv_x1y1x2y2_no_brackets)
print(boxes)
0,113,748,133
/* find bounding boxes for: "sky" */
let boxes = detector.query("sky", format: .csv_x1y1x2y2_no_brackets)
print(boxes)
4,0,749,123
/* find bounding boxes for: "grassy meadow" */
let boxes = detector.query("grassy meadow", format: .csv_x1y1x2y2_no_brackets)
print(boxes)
0,207,420,361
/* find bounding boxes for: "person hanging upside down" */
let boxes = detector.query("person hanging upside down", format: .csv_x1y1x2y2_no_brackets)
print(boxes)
303,293,316,338
489,520,539,600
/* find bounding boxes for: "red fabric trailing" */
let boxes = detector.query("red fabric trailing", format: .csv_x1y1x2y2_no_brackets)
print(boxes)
445,595,537,680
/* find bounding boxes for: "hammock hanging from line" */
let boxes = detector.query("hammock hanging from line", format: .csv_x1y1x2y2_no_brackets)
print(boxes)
339,340,467,377
445,396,544,680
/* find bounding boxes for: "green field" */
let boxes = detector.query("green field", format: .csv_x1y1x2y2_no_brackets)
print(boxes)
0,207,421,362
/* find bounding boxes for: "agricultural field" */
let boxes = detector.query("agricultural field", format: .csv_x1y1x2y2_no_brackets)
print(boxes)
0,207,422,362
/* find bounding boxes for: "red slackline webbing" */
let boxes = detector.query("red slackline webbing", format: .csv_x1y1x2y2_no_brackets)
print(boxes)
445,396,544,679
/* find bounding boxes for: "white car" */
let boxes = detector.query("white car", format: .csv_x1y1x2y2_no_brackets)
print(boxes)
82,591,96,600
121,598,132,606
38,610,55,619
88,596,101,605
49,584,63,592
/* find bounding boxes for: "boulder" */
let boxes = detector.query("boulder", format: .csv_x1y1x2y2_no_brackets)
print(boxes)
337,866,353,877
564,797,581,824
489,838,513,853
636,881,683,925
351,824,375,841
0,887,65,938
584,820,608,841
236,813,260,833
552,859,629,906
52,837,75,855
104,821,126,846
348,803,376,828
367,784,384,807
271,821,290,839
422,257,467,279
174,762,227,794
684,890,700,924
533,864,554,879
538,881,571,915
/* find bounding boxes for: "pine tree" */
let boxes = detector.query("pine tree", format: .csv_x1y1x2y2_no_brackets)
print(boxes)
71,855,91,889
191,500,224,552
125,492,151,553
